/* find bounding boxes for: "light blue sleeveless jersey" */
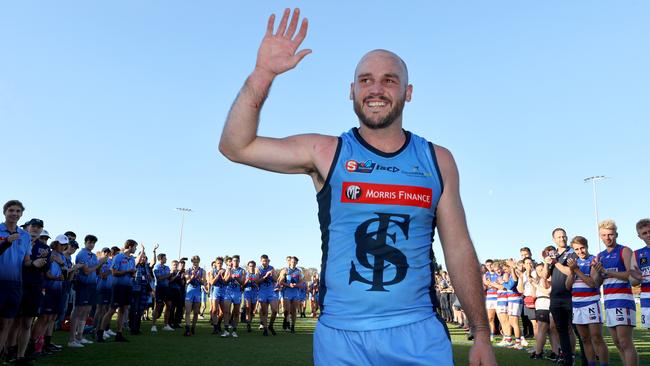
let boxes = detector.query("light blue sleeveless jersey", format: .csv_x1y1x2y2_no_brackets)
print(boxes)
317,128,443,331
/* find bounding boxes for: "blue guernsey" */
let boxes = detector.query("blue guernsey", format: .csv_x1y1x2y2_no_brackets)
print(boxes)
0,224,31,282
317,128,443,331
154,263,170,287
75,248,99,284
111,253,134,286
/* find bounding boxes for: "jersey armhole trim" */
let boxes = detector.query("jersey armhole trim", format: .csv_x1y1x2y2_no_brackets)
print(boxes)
428,142,445,196
316,137,342,197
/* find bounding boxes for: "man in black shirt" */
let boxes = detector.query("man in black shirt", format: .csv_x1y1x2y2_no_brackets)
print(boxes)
543,228,587,366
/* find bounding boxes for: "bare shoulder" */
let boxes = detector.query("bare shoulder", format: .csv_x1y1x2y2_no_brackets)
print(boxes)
432,144,458,185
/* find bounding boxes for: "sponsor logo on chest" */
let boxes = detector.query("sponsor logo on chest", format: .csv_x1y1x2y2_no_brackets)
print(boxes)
341,182,432,208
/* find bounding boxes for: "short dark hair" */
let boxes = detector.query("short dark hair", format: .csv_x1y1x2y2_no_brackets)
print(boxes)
124,239,137,249
3,200,25,214
84,234,98,243
292,256,299,262
552,228,566,237
215,256,224,262
260,254,269,260
248,260,256,267
232,255,240,260
485,259,493,264
64,231,76,238
157,253,166,260
519,247,531,253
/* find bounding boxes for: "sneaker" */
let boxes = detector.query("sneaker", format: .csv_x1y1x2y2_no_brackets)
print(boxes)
79,338,93,345
520,338,529,347
67,341,84,348
150,325,158,333
258,324,264,330
48,343,63,351
231,331,238,338
221,330,230,338
199,315,205,320
530,352,544,360
106,329,117,336
162,325,174,331
490,334,494,342
512,343,523,350
496,339,513,347
44,344,62,352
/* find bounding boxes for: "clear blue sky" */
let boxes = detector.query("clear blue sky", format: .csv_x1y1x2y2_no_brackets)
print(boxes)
2,1,648,270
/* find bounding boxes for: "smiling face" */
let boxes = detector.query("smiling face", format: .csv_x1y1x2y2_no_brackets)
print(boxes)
637,224,650,245
599,228,617,248
3,205,23,226
350,50,412,130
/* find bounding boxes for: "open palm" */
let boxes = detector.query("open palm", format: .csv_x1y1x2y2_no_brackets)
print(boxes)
256,8,311,76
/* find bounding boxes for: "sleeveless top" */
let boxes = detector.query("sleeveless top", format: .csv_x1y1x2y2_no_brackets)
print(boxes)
228,267,245,289
598,244,635,310
258,265,275,289
186,267,204,289
317,128,443,331
285,267,303,285
570,255,600,308
634,246,650,308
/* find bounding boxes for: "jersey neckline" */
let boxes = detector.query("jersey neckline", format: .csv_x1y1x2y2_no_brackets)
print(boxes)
352,127,411,158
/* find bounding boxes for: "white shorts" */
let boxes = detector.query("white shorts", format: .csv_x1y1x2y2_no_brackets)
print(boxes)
507,301,522,317
605,307,636,328
640,307,650,329
486,298,497,310
572,303,602,325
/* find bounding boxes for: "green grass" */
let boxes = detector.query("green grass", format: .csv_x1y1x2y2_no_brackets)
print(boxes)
38,311,650,366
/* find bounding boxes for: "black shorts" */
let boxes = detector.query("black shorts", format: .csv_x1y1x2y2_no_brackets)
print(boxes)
74,283,97,306
155,286,169,303
0,280,23,318
18,284,44,317
41,288,62,315
111,285,132,308
96,288,112,305
535,309,550,323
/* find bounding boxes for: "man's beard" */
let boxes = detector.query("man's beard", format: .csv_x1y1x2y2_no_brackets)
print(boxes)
353,94,406,130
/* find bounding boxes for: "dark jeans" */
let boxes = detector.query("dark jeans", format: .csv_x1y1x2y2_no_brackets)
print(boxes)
169,287,183,325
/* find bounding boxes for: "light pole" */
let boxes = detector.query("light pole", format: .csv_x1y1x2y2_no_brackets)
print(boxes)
175,208,193,259
583,176,608,254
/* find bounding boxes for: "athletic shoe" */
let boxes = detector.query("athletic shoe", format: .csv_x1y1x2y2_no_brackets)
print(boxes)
246,323,251,333
162,325,174,331
231,331,238,338
44,344,62,352
221,331,230,338
67,341,84,348
530,352,544,360
290,324,295,334
496,339,513,347
106,329,117,336
490,334,494,342
512,343,523,350
79,338,93,345
199,315,205,320
520,338,529,347
150,325,158,333
269,325,277,336
258,324,264,330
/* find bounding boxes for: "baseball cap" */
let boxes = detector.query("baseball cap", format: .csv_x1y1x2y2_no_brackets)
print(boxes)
40,230,51,239
25,218,44,227
55,234,70,245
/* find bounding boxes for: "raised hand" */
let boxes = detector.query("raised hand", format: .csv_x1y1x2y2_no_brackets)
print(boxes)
256,8,311,78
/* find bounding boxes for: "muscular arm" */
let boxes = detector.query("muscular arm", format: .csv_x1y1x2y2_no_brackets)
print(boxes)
218,9,337,188
435,146,490,342
603,247,635,281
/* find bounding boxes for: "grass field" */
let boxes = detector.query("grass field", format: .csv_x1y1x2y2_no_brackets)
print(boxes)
38,313,650,366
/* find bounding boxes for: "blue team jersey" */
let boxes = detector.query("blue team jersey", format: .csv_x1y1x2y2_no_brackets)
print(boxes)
23,239,51,286
598,244,635,310
317,128,444,331
244,272,259,290
571,255,600,308
75,248,99,284
186,267,204,289
45,259,63,291
111,253,134,286
634,246,650,308
229,267,245,289
154,263,170,287
285,267,303,285
97,259,113,290
211,268,226,287
258,265,275,289
0,224,31,282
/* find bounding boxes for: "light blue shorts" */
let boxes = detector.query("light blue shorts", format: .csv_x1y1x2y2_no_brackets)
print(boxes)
185,287,202,304
313,314,453,366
